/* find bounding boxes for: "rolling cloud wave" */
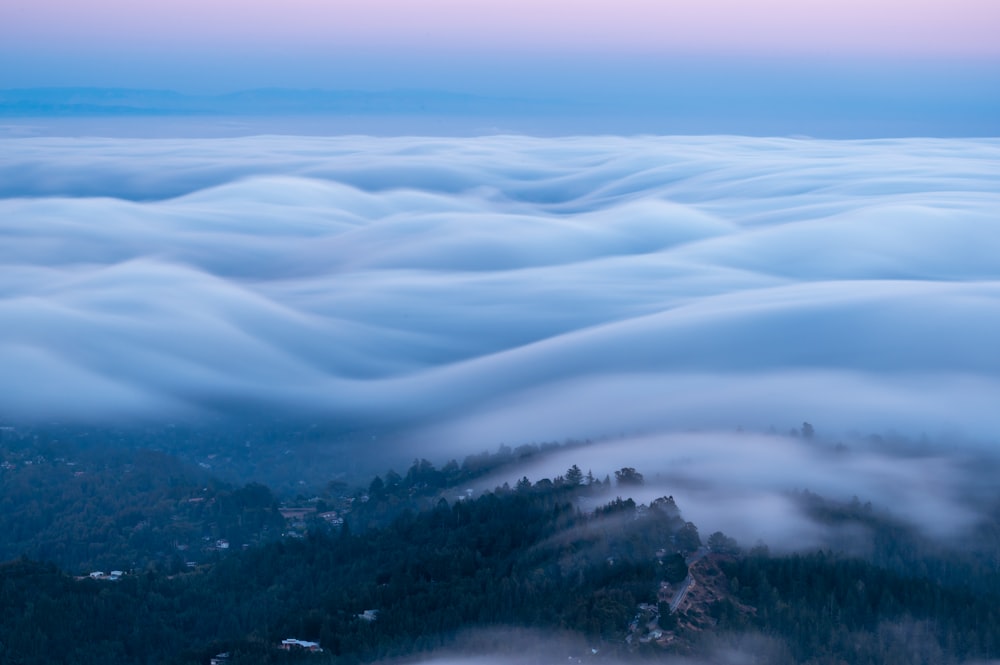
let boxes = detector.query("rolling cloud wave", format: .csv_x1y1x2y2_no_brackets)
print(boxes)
2,135,999,448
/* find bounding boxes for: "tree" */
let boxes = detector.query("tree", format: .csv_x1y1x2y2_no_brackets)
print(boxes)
383,469,402,489
657,602,677,630
675,522,701,553
707,531,741,555
614,467,644,487
662,553,688,584
565,465,584,486
801,422,815,439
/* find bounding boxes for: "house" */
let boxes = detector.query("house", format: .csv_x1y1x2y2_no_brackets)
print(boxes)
279,639,323,652
279,507,315,520
87,571,124,581
209,653,230,665
358,609,379,622
318,511,344,527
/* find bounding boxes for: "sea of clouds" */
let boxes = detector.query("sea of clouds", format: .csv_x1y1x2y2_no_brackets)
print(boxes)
4,133,1000,543
3,135,999,434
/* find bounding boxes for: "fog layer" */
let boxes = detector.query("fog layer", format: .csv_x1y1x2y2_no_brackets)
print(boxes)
2,136,999,446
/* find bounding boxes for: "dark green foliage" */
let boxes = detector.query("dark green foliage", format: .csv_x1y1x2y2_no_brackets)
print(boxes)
2,443,999,665
661,553,688,584
0,444,284,573
674,522,701,554
718,552,1000,664
657,602,677,630
595,497,636,517
564,464,584,486
0,479,677,664
707,531,741,555
613,467,644,487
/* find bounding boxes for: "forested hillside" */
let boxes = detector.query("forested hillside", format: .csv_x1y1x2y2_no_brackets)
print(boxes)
1,445,999,665
0,441,285,573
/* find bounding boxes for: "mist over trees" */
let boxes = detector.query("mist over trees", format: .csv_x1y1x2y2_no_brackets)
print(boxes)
1,440,999,665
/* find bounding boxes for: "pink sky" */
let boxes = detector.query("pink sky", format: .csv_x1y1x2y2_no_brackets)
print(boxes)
4,0,999,58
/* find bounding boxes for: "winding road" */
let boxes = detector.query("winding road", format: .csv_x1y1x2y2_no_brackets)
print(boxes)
669,547,709,612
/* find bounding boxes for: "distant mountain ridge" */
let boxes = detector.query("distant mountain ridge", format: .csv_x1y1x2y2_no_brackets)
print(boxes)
0,87,557,117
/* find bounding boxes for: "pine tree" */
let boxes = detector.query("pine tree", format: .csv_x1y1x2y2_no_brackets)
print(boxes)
565,465,584,486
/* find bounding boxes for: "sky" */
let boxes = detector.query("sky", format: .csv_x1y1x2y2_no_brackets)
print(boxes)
4,0,1000,58
2,0,999,135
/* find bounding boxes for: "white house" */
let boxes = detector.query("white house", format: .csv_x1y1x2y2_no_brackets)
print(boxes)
279,639,322,653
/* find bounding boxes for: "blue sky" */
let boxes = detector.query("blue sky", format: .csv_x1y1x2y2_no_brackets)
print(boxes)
2,1,998,136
